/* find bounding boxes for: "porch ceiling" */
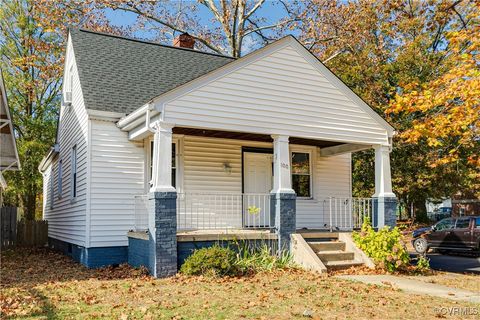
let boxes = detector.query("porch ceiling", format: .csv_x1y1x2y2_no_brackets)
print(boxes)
173,127,344,148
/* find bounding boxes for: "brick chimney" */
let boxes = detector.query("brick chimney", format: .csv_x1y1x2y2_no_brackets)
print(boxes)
173,33,195,49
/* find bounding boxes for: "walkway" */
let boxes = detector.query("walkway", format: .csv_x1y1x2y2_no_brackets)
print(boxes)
337,274,480,303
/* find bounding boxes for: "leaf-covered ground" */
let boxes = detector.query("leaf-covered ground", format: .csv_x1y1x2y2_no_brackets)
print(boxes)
1,248,478,319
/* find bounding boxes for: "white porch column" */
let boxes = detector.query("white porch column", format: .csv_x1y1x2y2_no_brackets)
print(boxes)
271,135,295,194
373,145,395,198
373,145,396,228
150,121,175,193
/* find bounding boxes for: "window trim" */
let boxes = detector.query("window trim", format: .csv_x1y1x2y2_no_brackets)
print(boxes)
57,159,63,200
71,145,77,200
290,148,314,199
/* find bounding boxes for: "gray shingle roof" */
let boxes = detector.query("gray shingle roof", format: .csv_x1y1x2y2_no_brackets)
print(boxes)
70,29,234,115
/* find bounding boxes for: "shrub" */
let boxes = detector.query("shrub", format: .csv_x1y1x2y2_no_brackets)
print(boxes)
180,245,238,276
234,241,295,274
352,218,410,272
416,255,431,273
180,241,296,277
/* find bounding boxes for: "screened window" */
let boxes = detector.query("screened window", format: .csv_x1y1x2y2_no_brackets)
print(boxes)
71,146,77,198
291,152,311,198
150,141,176,188
58,160,62,199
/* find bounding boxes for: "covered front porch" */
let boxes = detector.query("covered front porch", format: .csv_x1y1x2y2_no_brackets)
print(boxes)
128,125,390,232
121,121,395,277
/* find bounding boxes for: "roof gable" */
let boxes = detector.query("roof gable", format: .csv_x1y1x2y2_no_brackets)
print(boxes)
153,36,394,137
70,29,234,115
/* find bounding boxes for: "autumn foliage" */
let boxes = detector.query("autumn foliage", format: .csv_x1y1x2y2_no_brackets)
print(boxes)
389,26,480,169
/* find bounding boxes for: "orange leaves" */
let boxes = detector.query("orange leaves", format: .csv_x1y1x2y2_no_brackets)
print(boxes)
388,26,480,168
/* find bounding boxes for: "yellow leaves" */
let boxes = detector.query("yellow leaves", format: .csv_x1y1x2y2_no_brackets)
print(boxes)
387,25,480,169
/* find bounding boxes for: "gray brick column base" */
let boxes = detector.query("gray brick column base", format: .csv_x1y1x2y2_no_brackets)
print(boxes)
271,192,296,252
149,191,177,278
373,197,397,229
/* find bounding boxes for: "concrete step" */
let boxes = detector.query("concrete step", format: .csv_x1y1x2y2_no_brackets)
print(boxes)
317,250,355,262
308,241,346,252
324,260,364,270
300,232,338,240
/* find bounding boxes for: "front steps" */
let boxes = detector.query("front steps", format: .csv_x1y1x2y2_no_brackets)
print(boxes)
302,233,365,271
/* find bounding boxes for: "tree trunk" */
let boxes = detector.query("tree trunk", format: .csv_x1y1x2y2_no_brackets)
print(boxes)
414,199,428,223
23,188,37,221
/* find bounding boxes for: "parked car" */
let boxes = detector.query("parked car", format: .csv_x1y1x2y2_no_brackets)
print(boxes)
412,216,480,254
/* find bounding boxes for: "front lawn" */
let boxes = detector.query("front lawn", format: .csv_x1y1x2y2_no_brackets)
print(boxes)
1,248,478,319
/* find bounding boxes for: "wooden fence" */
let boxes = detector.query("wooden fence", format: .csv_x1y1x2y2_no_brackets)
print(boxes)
1,207,48,249
1,207,17,248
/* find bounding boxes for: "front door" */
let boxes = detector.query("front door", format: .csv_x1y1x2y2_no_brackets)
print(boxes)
243,152,273,227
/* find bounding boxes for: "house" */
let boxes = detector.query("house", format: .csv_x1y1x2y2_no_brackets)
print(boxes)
40,29,396,277
0,70,21,204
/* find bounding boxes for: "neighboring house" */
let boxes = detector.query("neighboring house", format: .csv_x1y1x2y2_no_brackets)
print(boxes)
40,29,397,277
0,70,20,205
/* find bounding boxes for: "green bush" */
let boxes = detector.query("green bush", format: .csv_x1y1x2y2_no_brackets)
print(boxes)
180,245,238,276
352,218,410,272
416,255,431,273
180,241,296,277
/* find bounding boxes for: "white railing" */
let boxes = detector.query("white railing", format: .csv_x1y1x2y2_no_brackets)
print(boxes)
319,197,374,231
133,194,149,231
176,193,272,230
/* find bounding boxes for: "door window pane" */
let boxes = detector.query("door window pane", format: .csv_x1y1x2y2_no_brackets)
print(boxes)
291,152,311,197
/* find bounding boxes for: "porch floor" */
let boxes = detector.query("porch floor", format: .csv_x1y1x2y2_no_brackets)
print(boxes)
176,229,276,242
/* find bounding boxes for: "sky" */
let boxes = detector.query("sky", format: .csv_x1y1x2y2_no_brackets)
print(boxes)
103,1,298,55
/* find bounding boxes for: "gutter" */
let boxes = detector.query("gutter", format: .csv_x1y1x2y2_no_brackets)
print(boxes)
38,144,59,173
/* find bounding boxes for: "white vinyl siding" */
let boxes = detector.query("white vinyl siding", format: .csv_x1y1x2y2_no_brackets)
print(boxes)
89,119,145,247
42,38,88,246
164,45,389,146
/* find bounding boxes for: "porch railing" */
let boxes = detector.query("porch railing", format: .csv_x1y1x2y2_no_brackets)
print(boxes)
176,193,272,230
133,194,149,231
320,197,374,231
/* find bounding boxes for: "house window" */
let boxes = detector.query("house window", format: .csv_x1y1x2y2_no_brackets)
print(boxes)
71,145,77,198
291,152,311,198
58,160,62,199
50,170,54,209
149,141,176,188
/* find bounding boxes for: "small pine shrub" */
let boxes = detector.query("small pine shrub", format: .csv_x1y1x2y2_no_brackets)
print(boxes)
180,245,238,276
352,218,410,272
